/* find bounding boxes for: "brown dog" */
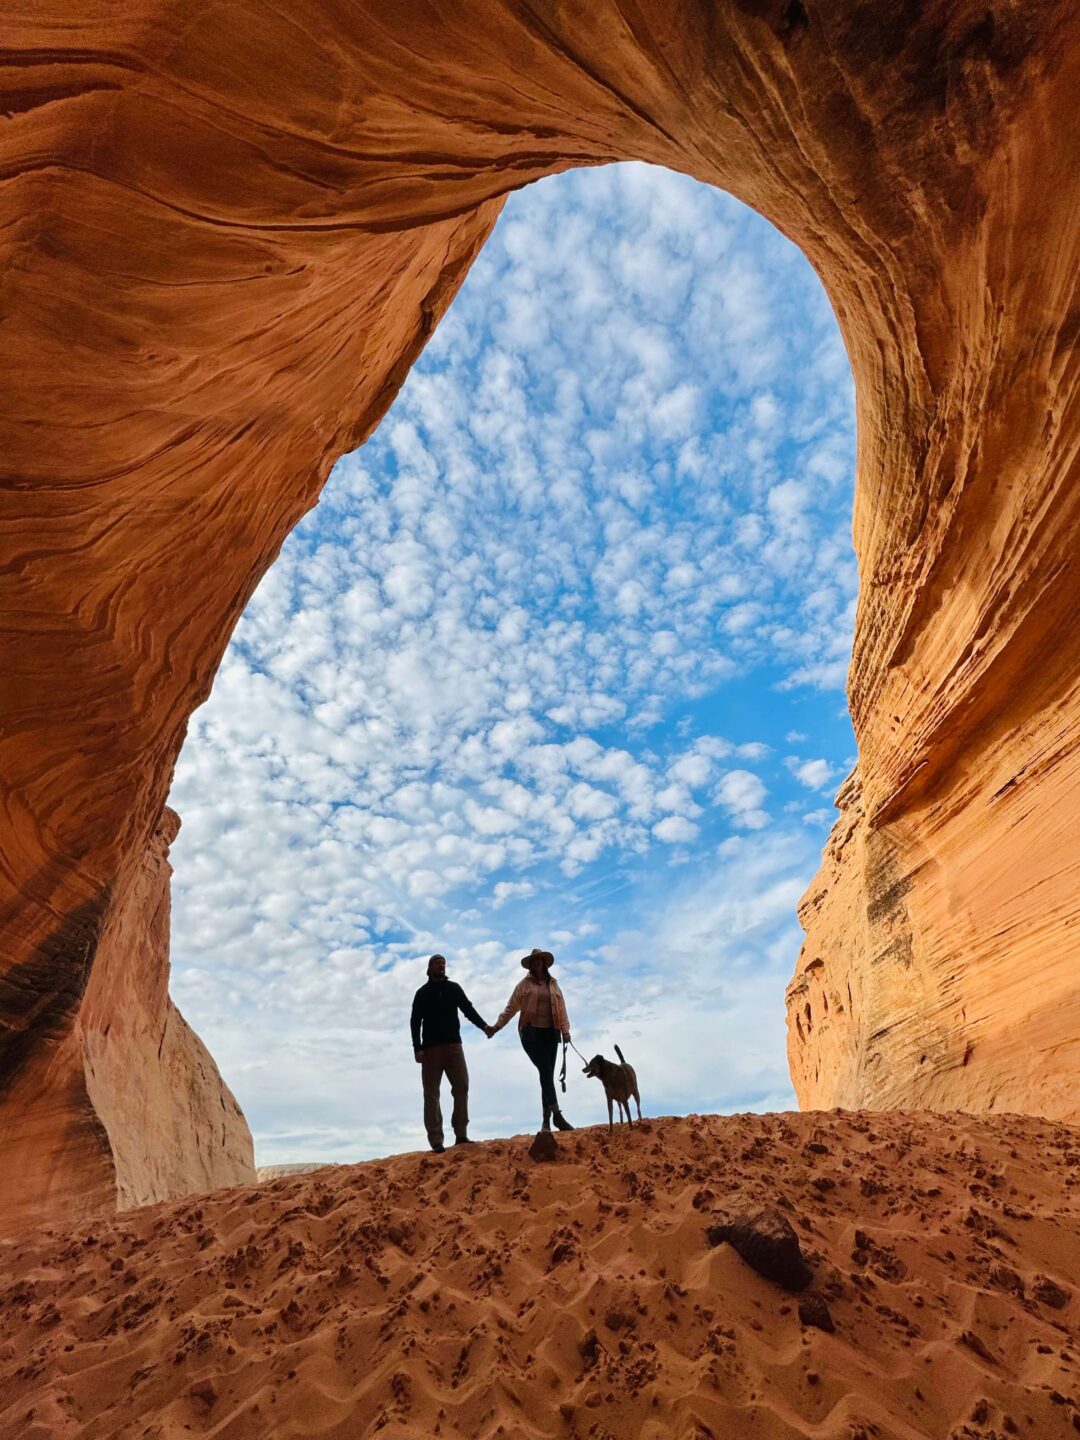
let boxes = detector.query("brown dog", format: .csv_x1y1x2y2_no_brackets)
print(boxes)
582,1045,642,1132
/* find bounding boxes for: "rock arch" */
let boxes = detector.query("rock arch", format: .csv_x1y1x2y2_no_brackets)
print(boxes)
2,1,1078,1229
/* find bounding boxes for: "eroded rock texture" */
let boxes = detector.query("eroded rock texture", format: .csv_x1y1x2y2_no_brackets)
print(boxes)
2,1,1078,1227
0,807,253,1233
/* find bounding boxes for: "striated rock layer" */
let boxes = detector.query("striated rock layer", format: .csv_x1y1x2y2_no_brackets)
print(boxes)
0,807,254,1234
788,735,1080,1121
2,2,1079,1225
1,1113,1079,1439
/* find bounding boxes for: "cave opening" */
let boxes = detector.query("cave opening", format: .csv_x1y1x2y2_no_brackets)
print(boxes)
4,0,1076,1239
165,163,857,1169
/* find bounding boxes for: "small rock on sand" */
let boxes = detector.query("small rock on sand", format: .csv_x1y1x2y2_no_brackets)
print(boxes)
706,1206,813,1291
190,1380,218,1410
1032,1275,1071,1309
798,1293,835,1332
529,1131,558,1163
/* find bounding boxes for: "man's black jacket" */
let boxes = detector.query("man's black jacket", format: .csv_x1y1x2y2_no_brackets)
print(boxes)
410,978,488,1050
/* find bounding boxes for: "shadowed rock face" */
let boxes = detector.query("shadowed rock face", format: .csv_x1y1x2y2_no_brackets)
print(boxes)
0,809,254,1233
2,1,1078,1226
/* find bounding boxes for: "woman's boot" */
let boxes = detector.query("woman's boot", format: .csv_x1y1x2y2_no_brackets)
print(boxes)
541,1105,552,1132
552,1109,574,1131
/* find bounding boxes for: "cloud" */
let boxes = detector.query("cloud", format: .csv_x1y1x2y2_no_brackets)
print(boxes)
668,751,712,787
779,658,851,691
492,880,536,907
787,757,837,790
652,815,700,844
714,770,769,830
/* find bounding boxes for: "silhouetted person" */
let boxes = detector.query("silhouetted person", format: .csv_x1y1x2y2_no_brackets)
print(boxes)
411,954,491,1153
490,947,574,1132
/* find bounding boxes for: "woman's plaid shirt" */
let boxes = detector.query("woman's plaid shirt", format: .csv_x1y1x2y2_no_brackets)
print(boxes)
494,975,570,1037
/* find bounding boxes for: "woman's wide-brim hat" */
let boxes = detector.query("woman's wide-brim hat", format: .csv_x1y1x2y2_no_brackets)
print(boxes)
521,947,555,970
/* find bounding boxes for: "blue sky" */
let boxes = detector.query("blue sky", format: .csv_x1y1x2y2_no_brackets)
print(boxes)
167,163,857,1164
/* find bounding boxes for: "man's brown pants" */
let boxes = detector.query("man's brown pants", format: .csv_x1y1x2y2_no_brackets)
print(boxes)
421,1042,469,1147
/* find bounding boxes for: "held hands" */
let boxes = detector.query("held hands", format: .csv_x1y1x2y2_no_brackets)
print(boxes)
484,1024,496,1038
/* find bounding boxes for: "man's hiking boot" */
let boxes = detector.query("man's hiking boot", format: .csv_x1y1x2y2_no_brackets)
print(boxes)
552,1111,574,1131
541,1107,552,1132
454,1136,474,1146
430,1143,446,1154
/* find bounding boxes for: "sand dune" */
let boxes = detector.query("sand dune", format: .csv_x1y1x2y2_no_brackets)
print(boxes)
1,1111,1078,1439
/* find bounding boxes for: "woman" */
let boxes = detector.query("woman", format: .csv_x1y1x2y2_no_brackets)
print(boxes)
490,948,574,1132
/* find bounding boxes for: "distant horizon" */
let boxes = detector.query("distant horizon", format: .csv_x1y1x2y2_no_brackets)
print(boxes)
251,1107,815,1175
167,161,857,1167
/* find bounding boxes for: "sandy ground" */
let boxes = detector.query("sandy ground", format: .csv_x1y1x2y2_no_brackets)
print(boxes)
1,1111,1078,1440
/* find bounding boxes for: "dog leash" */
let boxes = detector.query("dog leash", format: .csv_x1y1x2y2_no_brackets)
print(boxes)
559,1036,590,1092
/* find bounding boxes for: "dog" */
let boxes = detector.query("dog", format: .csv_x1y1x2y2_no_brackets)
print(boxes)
582,1045,642,1133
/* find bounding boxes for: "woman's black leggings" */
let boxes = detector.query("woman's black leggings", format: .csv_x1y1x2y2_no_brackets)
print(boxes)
520,1025,560,1112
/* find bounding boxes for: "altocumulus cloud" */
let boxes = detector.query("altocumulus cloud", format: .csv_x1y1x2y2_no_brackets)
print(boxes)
168,163,857,1164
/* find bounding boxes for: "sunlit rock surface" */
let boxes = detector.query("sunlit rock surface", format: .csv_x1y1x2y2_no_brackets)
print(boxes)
788,730,1080,1123
257,1164,340,1183
2,1,1078,1227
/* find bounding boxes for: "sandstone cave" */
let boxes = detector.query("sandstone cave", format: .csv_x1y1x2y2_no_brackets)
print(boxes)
2,0,1077,1240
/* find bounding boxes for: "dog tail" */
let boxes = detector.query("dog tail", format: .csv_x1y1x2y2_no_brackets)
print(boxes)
615,1044,626,1064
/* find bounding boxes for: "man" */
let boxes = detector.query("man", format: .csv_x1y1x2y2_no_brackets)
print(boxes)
410,954,492,1153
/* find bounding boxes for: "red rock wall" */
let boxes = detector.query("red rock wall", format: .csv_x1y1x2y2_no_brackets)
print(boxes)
788,700,1080,1123
0,810,253,1234
80,808,254,1211
2,2,1078,1226
787,9,1080,1119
